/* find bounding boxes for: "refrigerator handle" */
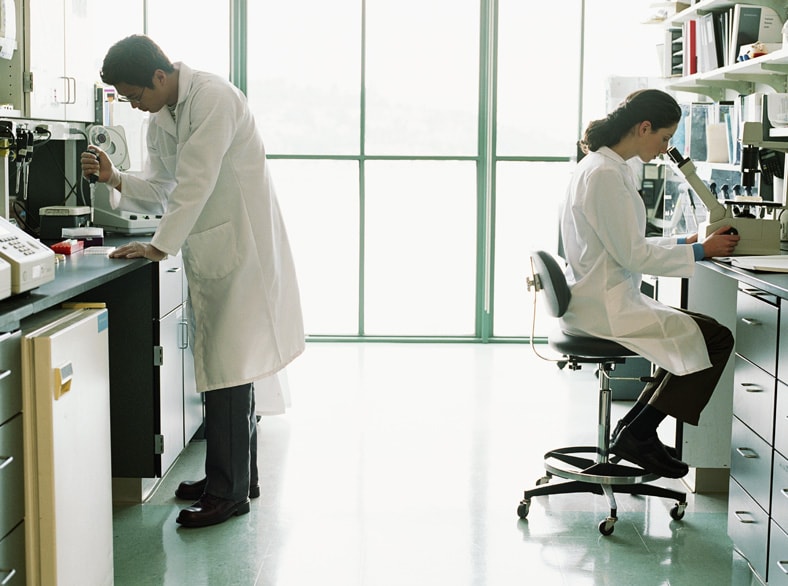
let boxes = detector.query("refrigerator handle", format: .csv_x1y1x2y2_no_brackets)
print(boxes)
178,320,189,350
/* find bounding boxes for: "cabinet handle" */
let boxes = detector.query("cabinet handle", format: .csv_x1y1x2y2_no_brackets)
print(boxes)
781,488,788,499
178,320,189,350
741,383,762,393
66,77,76,105
734,510,757,523
0,568,16,585
0,455,12,470
736,447,759,459
166,267,181,273
740,317,761,326
779,561,788,575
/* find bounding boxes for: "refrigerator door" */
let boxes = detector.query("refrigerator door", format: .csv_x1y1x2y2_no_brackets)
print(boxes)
22,309,113,586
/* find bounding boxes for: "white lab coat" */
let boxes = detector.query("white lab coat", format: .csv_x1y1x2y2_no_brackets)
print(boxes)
115,63,305,392
559,146,711,376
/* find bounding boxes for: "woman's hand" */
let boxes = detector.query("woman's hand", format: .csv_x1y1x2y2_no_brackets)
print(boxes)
701,226,740,258
109,242,167,261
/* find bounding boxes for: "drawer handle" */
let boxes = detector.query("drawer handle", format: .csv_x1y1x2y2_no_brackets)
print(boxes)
740,317,762,326
0,455,12,470
741,383,763,393
166,267,181,273
782,489,788,499
779,561,788,575
736,447,759,459
734,510,757,524
0,568,15,585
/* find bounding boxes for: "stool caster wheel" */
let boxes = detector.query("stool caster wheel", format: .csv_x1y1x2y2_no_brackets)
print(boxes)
517,499,531,519
535,474,551,486
670,502,687,520
598,517,616,536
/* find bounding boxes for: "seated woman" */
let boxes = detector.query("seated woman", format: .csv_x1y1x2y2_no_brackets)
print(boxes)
560,89,739,478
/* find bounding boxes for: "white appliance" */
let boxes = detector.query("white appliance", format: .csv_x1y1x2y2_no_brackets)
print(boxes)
0,215,53,296
89,125,161,235
21,308,113,586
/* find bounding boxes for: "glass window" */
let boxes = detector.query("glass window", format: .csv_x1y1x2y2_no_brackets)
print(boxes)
493,161,572,337
246,1,362,155
364,161,477,335
267,160,361,336
365,0,480,156
146,2,231,78
496,2,582,157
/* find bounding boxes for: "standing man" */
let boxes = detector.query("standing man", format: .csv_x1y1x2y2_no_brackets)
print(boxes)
81,35,305,528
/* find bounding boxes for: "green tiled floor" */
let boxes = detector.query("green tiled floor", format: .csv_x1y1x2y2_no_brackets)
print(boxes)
112,343,761,585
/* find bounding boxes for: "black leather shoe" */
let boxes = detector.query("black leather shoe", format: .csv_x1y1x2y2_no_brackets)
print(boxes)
611,419,679,459
610,426,689,479
176,494,251,528
175,477,261,500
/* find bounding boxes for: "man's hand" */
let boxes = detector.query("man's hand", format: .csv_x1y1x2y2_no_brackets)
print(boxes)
109,242,167,261
702,225,741,258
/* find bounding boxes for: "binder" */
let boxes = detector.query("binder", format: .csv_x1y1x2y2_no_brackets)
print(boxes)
728,4,784,65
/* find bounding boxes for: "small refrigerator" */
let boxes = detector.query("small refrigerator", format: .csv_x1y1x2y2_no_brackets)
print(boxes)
21,308,113,586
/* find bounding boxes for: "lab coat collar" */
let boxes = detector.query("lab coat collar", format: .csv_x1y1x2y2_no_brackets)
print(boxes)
153,62,193,137
596,146,627,164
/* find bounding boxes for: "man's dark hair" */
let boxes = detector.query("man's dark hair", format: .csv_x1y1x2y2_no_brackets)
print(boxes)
100,35,175,88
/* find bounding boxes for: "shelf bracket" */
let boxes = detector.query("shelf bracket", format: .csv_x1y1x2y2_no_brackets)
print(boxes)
724,73,787,93
704,79,754,95
666,83,726,102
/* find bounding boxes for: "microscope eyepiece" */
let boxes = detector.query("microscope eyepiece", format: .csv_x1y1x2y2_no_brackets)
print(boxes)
666,146,685,165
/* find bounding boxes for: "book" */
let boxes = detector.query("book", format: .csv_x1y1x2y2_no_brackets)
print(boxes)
728,4,784,66
683,19,697,75
731,256,788,273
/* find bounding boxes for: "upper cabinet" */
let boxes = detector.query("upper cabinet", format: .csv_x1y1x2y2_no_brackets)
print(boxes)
25,0,97,122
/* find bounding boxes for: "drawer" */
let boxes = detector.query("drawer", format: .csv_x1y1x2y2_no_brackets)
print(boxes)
737,287,778,376
0,415,23,540
158,254,184,318
0,331,20,426
771,521,788,586
729,477,769,583
734,355,776,443
731,416,773,511
774,451,788,533
777,381,788,459
0,521,25,585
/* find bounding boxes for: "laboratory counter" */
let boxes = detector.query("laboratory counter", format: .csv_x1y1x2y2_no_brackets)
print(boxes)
0,236,149,332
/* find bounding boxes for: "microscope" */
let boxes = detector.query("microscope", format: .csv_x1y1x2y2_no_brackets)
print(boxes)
667,126,783,256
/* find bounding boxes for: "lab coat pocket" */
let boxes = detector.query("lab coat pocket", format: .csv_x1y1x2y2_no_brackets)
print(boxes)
184,222,240,280
604,279,660,337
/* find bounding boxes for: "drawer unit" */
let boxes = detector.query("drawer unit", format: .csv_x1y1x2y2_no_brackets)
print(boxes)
731,416,774,512
738,287,779,376
0,520,24,585
158,254,184,319
734,355,776,443
0,415,22,542
730,477,770,582
0,332,21,426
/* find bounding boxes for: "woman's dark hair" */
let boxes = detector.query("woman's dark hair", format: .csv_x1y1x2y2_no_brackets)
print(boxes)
100,35,175,88
579,89,681,153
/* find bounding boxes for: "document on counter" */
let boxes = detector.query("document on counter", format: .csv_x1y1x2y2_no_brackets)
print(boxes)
730,255,788,273
82,246,117,256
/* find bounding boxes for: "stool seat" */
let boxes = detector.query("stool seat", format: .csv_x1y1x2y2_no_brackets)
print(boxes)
548,329,636,361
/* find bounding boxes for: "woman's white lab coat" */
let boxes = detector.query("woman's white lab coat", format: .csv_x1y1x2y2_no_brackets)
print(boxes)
559,146,710,376
115,63,305,392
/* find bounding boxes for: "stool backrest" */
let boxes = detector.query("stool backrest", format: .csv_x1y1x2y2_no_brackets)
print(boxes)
530,250,571,318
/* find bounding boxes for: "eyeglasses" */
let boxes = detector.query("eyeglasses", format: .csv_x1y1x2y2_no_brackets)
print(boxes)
118,87,146,104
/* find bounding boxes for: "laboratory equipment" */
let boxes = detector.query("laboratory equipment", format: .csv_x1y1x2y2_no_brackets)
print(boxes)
666,146,782,255
21,308,113,586
88,124,160,235
0,214,53,294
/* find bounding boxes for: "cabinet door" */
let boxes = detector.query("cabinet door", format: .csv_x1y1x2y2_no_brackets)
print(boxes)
26,0,66,120
63,0,96,122
159,307,185,475
181,306,201,444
